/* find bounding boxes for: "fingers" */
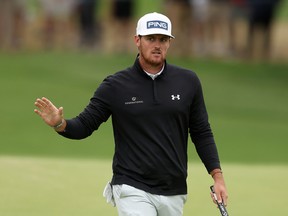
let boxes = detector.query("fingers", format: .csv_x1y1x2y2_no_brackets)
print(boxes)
42,97,53,108
216,191,222,204
210,192,217,205
34,97,57,112
34,97,49,110
58,107,64,117
216,188,228,206
210,185,228,207
222,192,228,206
34,97,57,116
34,108,41,116
34,97,65,128
218,194,228,207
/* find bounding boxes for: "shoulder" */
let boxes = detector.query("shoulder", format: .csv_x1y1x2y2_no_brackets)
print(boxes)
166,63,200,82
167,62,197,74
104,67,133,83
93,68,131,98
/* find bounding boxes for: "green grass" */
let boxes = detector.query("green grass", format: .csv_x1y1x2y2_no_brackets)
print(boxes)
0,156,287,216
1,51,288,215
0,52,288,164
1,1,288,214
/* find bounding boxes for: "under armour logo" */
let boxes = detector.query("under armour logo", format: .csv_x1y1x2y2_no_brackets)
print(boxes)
171,94,180,100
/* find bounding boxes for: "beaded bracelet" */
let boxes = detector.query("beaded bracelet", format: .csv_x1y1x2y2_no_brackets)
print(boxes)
53,119,64,129
212,170,223,178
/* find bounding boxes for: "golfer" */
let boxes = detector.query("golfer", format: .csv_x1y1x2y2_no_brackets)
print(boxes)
34,12,228,216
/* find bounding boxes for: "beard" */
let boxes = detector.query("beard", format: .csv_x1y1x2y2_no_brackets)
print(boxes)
139,49,164,68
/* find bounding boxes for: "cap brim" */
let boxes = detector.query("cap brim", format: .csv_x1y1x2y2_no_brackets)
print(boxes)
138,32,175,39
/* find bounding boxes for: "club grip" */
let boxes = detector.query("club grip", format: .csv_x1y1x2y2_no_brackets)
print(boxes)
210,186,229,216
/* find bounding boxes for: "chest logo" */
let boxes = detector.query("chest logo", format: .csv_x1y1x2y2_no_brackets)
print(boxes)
171,94,180,100
125,97,144,105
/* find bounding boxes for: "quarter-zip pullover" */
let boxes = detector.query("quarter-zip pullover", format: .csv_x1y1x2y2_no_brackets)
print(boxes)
59,57,220,195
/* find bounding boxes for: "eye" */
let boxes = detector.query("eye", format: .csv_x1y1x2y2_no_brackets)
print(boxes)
160,37,170,42
147,37,155,42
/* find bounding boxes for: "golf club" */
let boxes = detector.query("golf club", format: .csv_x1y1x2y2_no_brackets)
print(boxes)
210,185,229,216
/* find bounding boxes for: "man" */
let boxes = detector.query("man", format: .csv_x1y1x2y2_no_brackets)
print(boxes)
34,12,228,216
246,0,282,59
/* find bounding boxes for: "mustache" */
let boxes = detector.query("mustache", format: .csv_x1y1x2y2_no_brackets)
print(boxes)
152,49,161,53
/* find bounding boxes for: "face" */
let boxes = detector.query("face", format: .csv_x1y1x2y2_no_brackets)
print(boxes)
134,34,171,72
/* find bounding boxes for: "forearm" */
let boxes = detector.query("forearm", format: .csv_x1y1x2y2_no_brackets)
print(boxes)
194,138,221,173
57,118,93,140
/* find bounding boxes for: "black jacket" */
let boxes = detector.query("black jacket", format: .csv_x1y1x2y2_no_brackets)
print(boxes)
60,57,221,195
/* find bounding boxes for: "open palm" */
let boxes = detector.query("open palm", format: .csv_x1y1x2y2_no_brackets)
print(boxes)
34,97,63,127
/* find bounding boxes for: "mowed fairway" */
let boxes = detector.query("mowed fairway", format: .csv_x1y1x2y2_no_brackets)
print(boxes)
0,156,288,216
1,52,287,162
0,52,288,215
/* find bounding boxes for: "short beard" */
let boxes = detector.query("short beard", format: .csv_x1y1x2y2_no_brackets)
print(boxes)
139,50,163,68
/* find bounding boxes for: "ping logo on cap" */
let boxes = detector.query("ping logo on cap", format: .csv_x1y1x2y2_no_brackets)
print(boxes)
147,20,168,30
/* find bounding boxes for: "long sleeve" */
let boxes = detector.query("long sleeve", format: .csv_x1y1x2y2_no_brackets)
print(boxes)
189,76,221,173
58,77,113,139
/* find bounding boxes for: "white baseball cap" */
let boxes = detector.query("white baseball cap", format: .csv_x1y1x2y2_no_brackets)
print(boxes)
136,12,174,38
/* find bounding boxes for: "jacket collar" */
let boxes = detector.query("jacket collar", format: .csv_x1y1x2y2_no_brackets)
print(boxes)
133,54,167,79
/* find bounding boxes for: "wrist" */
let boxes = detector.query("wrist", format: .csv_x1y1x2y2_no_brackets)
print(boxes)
210,169,223,178
52,119,65,131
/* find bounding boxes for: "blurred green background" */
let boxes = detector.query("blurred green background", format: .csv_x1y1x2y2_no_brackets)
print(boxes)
1,0,288,216
1,52,288,164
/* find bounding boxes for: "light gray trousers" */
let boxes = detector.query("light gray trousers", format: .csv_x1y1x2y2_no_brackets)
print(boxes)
112,184,187,216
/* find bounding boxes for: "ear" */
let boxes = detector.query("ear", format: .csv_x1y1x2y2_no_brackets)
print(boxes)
167,39,171,49
134,35,141,47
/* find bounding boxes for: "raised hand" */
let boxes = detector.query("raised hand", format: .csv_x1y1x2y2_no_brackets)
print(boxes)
34,97,64,129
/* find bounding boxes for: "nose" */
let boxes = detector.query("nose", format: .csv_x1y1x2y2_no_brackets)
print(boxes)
154,39,161,48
